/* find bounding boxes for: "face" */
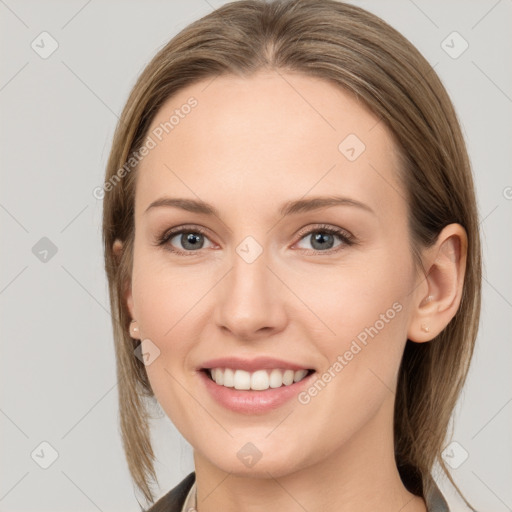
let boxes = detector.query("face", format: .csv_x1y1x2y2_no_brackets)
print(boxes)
122,70,422,478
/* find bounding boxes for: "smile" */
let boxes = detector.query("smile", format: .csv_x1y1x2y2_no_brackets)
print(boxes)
205,367,314,391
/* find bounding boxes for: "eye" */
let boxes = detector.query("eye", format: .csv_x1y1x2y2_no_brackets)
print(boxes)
294,224,355,253
156,225,214,255
155,223,356,256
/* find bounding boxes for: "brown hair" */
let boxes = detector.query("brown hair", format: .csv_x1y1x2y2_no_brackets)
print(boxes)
102,0,481,508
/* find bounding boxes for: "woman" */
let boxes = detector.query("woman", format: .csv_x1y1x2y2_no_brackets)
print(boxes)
101,1,481,510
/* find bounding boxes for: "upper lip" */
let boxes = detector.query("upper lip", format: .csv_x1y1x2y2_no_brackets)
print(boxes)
200,356,314,372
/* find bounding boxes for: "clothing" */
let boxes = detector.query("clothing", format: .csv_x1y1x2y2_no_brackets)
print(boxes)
144,471,450,512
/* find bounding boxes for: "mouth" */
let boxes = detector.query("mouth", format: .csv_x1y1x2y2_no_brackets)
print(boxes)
198,358,318,413
200,367,316,391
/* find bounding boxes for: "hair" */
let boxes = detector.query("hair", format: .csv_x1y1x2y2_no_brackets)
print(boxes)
102,0,482,508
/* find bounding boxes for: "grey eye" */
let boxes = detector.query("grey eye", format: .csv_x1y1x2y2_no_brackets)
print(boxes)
169,232,213,251
296,230,344,251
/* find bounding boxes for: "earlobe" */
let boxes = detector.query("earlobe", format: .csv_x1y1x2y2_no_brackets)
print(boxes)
408,224,468,343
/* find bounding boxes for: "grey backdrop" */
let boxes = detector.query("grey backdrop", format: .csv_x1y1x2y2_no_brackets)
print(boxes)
1,0,511,511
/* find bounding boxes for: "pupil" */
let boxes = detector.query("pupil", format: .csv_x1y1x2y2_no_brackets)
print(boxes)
312,232,333,250
182,233,203,249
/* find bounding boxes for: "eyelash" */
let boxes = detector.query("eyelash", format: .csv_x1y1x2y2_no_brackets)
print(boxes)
154,223,356,256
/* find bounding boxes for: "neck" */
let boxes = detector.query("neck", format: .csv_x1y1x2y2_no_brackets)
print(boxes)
193,393,427,512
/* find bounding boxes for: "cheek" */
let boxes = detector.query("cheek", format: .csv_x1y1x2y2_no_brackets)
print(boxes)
301,249,413,393
129,253,214,420
131,248,211,339
133,272,200,439
291,274,410,451
292,250,412,343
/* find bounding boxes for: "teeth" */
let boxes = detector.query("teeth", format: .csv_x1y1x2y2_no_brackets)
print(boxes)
234,369,251,390
208,368,309,391
293,370,307,382
223,368,234,387
283,369,294,386
269,369,283,388
213,368,223,385
251,370,269,390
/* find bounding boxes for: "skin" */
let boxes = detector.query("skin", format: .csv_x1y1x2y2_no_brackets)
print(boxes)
114,70,467,512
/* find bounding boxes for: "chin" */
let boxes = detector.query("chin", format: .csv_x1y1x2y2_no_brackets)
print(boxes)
202,445,311,479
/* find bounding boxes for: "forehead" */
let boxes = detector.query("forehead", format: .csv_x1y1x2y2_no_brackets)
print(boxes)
134,71,404,220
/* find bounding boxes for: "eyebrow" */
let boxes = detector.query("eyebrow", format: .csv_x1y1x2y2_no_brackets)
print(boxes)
144,195,375,217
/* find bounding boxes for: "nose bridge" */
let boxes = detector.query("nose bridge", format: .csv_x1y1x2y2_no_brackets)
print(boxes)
214,237,286,338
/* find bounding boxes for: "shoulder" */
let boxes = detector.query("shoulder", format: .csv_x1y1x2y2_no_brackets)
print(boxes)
144,472,196,512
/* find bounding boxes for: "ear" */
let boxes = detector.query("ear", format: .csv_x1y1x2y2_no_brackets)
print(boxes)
113,239,135,320
407,223,468,343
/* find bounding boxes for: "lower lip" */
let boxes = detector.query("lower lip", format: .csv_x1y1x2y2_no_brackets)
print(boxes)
199,369,315,414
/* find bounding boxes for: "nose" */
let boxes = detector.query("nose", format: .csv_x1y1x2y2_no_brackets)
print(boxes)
214,247,288,341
